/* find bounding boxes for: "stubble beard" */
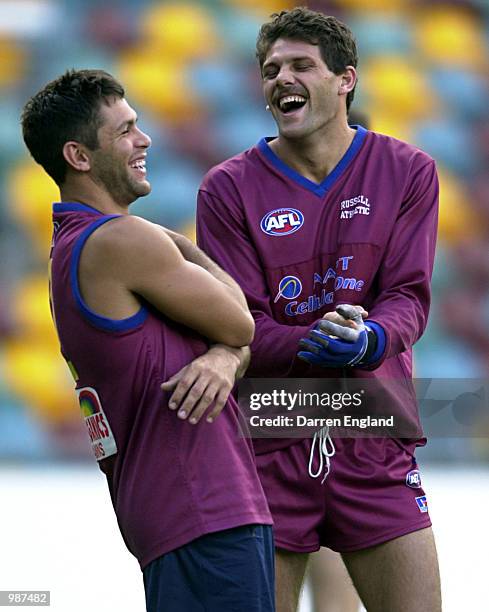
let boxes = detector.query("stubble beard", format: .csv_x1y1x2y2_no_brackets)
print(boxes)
93,154,150,206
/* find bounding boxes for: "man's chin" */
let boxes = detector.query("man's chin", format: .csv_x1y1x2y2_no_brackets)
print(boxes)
134,180,151,197
277,119,310,139
279,126,308,141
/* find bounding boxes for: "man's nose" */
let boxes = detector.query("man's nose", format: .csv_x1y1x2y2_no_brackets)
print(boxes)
275,65,295,86
136,127,152,149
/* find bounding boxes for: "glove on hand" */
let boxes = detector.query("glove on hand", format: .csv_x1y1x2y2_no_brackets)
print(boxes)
298,304,372,367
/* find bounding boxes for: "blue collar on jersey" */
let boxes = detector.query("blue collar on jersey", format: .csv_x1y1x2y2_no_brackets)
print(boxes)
53,202,103,214
257,125,368,198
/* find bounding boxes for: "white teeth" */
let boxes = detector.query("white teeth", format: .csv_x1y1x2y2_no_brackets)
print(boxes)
130,160,146,170
279,95,307,111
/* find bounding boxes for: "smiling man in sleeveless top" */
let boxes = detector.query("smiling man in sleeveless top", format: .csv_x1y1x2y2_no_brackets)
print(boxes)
21,69,274,612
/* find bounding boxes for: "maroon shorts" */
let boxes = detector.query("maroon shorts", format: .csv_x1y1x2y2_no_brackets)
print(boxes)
255,437,432,553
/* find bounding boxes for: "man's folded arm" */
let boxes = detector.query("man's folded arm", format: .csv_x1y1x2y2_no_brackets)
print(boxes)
84,214,254,347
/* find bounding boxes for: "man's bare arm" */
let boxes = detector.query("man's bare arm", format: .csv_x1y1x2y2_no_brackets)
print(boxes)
157,229,252,421
164,228,249,310
80,215,254,347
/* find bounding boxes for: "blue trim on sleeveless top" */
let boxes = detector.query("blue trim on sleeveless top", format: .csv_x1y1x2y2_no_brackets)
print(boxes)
54,202,104,214
70,215,148,331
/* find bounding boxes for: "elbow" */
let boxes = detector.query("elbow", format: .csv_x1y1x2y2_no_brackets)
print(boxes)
242,313,255,345
224,313,255,347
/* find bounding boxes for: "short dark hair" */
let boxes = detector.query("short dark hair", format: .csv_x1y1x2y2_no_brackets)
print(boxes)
21,69,125,185
256,7,358,111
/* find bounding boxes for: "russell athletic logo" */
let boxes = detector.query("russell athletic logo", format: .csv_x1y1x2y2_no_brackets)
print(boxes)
340,195,370,219
406,469,422,489
274,276,303,303
260,208,304,236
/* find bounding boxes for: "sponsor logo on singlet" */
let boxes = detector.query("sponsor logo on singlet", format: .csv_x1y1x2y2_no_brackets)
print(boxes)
274,256,366,317
274,276,303,302
260,208,304,236
77,387,117,461
406,469,422,488
340,195,370,220
415,495,429,513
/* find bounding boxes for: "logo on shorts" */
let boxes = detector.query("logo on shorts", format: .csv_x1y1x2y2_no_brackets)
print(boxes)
260,208,304,236
274,276,303,302
415,495,429,513
406,469,422,489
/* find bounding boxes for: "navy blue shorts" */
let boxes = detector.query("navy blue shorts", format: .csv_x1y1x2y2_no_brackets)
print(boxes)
143,524,275,611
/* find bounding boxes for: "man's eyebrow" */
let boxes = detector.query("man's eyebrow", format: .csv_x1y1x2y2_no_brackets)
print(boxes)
263,55,315,69
262,59,278,70
115,116,137,132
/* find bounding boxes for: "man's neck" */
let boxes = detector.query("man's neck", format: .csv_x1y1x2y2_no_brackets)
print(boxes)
60,179,129,215
269,121,356,185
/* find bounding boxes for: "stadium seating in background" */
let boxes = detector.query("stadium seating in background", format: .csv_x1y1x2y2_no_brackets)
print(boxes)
1,0,489,461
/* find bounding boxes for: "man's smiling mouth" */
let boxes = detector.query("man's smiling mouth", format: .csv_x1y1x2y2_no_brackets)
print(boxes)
129,157,147,176
278,94,307,114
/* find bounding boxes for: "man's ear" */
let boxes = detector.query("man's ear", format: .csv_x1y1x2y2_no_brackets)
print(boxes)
62,141,91,173
338,66,357,96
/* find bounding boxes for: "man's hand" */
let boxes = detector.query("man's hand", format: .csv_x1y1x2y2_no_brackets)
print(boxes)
321,305,368,330
161,345,249,424
298,304,372,367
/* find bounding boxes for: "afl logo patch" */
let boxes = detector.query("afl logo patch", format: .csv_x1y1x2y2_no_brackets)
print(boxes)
406,469,422,489
260,208,304,236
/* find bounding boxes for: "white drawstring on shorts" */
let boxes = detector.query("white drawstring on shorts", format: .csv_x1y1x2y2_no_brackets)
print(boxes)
308,426,335,484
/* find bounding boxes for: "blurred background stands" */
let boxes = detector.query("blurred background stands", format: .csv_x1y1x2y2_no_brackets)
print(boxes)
0,0,488,463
